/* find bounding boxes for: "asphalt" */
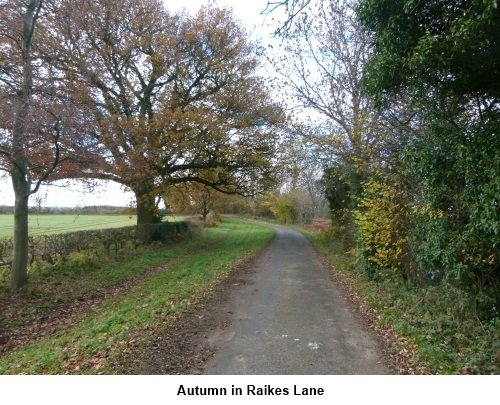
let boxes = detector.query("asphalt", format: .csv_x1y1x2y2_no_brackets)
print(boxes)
202,225,388,375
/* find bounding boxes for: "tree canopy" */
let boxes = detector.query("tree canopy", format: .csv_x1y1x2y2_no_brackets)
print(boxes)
51,0,284,224
357,0,500,102
354,0,499,292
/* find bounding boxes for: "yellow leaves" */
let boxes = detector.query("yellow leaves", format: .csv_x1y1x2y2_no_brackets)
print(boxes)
411,203,444,220
354,174,408,270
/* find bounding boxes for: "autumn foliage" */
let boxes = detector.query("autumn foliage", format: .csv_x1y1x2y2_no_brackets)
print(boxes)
1,0,283,291
53,0,283,224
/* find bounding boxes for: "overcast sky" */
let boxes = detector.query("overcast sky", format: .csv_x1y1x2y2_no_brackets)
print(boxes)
0,0,285,208
166,0,276,33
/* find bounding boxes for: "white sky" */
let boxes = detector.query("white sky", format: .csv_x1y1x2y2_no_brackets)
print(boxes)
0,0,285,208
165,0,277,36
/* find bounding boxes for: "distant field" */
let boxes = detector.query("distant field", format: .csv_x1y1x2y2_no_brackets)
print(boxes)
0,214,187,237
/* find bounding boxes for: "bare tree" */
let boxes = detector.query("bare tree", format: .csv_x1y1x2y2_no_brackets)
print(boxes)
278,143,329,221
269,0,383,168
262,0,312,37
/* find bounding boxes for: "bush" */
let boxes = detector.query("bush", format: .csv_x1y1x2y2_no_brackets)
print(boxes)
0,238,13,266
269,194,299,224
305,218,332,235
353,172,419,284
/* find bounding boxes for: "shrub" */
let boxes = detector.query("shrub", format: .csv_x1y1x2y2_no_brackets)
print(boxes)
353,172,419,283
269,194,299,224
306,218,332,235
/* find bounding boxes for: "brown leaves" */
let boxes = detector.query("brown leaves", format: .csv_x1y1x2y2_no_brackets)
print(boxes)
51,0,283,204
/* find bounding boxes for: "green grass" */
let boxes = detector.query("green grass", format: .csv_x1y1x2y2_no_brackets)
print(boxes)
0,214,187,237
0,218,274,374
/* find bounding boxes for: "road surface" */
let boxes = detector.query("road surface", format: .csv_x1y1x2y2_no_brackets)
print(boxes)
202,225,387,374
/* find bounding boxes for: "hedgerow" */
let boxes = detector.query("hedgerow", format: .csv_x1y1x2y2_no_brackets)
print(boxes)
0,221,190,269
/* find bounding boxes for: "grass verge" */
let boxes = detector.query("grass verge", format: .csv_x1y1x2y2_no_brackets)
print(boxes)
0,218,274,374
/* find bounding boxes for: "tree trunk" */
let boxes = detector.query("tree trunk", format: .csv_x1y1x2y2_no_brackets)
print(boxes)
10,171,30,293
8,0,43,293
135,189,158,225
201,201,210,222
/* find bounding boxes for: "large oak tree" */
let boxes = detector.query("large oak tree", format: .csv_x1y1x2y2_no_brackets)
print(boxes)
55,0,284,224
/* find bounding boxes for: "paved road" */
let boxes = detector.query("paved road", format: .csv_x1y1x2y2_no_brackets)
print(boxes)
202,225,387,375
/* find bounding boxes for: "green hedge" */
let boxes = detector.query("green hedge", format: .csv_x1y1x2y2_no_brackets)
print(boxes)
0,221,190,267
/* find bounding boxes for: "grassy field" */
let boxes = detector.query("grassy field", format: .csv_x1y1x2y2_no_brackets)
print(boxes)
0,214,187,237
0,218,274,374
